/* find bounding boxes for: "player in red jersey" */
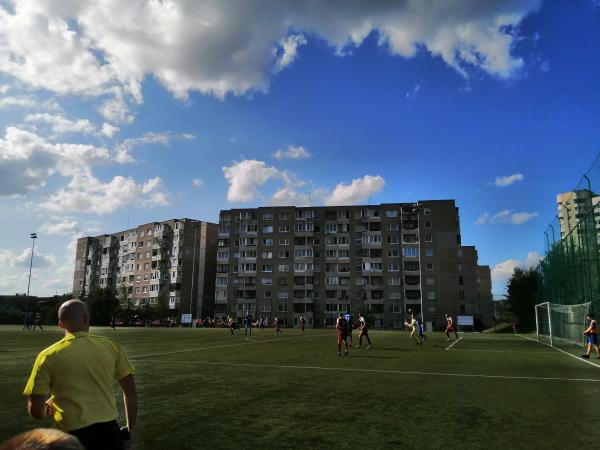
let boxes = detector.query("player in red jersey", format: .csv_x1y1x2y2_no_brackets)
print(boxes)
299,315,306,333
581,313,600,359
336,312,349,356
444,313,459,341
274,315,282,335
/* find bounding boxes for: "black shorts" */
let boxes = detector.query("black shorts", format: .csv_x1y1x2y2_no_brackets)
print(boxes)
69,420,123,450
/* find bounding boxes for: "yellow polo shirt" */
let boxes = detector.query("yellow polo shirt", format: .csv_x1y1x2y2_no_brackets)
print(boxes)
23,331,134,432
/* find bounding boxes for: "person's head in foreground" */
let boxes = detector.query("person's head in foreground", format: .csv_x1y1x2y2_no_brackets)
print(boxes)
0,428,84,450
57,300,89,334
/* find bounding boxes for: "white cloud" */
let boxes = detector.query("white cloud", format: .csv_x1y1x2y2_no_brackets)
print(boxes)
100,123,119,138
325,175,385,206
0,248,56,269
494,173,524,187
0,95,60,111
24,113,97,135
192,178,204,188
491,251,543,283
0,84,10,94
114,132,172,164
39,171,169,215
272,145,311,160
39,218,80,235
0,126,110,197
275,34,307,71
0,0,541,109
223,159,282,202
182,133,195,140
406,83,421,100
475,209,538,225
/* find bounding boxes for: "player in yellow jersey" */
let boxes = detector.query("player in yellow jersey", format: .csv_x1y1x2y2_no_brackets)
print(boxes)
404,313,422,346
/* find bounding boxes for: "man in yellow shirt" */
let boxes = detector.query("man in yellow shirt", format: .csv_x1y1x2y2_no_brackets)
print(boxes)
23,299,137,450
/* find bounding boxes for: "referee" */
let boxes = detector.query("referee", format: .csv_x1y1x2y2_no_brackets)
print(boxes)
23,299,137,450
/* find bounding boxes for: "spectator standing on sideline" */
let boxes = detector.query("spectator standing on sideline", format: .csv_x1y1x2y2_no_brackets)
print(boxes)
23,299,137,450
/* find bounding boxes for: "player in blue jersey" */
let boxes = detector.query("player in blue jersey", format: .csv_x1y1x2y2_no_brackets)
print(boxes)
244,312,253,336
416,316,427,342
343,312,353,347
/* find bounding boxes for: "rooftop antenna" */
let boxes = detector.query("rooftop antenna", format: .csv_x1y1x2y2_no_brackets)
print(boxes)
308,189,312,207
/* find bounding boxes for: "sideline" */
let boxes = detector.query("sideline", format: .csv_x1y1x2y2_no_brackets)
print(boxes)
132,358,600,383
517,334,600,369
128,333,331,360
445,337,463,350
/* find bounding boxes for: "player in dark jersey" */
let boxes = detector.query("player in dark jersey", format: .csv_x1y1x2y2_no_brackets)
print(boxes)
344,312,353,347
336,312,349,356
444,313,459,341
581,313,600,359
417,316,427,342
258,316,265,334
274,315,282,335
244,312,253,336
299,315,306,333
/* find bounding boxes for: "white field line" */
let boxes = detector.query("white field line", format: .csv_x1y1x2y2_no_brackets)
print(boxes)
132,359,600,383
128,333,331,360
445,337,463,350
517,334,600,369
449,349,553,354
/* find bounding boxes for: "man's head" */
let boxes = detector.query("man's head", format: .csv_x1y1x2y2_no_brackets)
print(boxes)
0,428,84,450
587,313,594,320
58,299,90,333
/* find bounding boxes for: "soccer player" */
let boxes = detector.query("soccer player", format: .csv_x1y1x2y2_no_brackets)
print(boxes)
336,312,349,356
258,316,265,334
357,313,372,349
299,315,306,333
445,313,459,341
274,315,282,335
344,311,353,347
244,312,253,336
228,316,235,335
417,316,427,342
32,313,43,332
405,313,422,345
581,313,600,359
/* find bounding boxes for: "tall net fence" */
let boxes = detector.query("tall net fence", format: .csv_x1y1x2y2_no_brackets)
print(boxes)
536,301,593,347
537,153,600,317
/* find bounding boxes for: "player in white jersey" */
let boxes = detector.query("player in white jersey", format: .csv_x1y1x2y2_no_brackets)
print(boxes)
357,313,372,349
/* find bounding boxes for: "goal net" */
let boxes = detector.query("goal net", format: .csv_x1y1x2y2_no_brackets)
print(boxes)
535,301,591,347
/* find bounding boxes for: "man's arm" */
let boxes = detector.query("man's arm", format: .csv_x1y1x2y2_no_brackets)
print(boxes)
118,374,138,432
27,394,48,419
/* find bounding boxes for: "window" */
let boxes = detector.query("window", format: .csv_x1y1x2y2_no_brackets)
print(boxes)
294,249,313,258
426,277,435,286
277,304,288,312
294,263,313,272
279,225,290,232
338,250,350,258
387,249,400,258
387,223,399,231
387,236,399,244
262,226,273,233
278,264,289,272
388,277,401,285
423,208,431,215
402,247,418,257
388,263,400,271
279,212,291,220
325,224,337,233
261,251,273,259
217,251,229,260
389,292,402,300
426,263,434,271
279,239,289,246
262,212,273,220
425,234,432,242
425,249,434,257
427,291,436,300
326,276,339,285
262,239,273,246
262,264,273,272
385,210,398,218
424,221,432,228
277,291,289,299
261,278,273,285
457,249,463,257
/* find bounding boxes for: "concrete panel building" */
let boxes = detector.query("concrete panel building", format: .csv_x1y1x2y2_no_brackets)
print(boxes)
215,201,493,330
73,218,217,321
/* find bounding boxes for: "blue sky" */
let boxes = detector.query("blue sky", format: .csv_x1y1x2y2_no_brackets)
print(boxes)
0,0,598,297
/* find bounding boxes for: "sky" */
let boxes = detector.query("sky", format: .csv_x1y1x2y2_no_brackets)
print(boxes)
0,0,599,298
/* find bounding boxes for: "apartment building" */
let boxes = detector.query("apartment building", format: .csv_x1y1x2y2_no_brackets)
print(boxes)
557,189,600,243
73,218,217,320
215,201,493,330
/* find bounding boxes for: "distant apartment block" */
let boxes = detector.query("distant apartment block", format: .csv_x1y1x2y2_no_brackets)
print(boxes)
215,201,493,330
557,190,600,244
73,219,217,320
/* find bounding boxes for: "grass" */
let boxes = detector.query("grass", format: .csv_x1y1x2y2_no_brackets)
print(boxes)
1,325,599,449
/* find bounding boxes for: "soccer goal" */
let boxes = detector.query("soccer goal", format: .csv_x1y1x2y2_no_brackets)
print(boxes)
535,301,591,347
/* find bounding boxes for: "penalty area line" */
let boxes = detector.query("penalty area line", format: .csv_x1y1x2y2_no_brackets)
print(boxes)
517,334,600,370
445,337,463,350
132,359,600,383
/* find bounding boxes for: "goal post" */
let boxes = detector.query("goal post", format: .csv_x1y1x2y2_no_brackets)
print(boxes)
535,301,591,347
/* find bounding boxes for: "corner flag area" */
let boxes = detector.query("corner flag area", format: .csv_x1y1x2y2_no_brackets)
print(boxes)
2,326,599,449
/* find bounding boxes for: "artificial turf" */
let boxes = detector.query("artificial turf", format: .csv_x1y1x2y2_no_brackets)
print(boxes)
1,325,599,449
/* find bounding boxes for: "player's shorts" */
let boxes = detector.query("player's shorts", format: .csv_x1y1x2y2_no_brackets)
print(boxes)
587,334,598,345
446,326,454,333
359,329,368,337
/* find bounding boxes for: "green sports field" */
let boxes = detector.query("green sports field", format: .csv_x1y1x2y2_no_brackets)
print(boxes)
1,326,599,449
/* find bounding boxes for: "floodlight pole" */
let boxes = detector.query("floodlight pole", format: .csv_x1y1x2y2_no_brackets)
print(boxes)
26,233,37,312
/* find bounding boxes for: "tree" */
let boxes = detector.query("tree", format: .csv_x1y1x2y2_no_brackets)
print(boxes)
85,287,119,326
506,267,539,330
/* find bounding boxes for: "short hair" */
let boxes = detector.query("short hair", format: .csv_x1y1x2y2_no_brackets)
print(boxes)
58,299,88,324
0,429,84,450
588,313,594,318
